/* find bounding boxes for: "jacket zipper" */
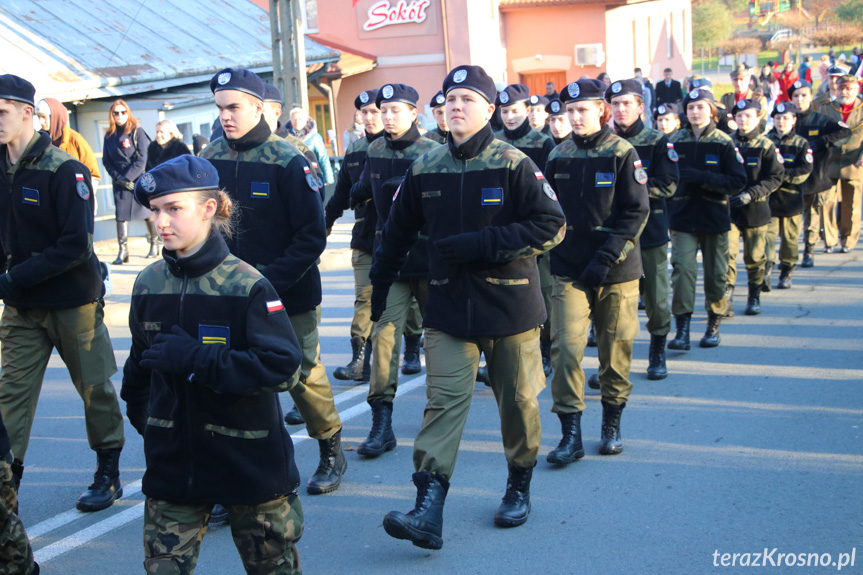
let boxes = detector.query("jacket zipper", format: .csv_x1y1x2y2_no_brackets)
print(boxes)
177,274,196,497
234,151,241,254
459,157,474,334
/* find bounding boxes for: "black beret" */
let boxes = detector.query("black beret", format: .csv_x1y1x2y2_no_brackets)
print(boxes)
787,79,812,99
545,99,565,116
263,82,281,104
430,90,446,108
732,98,761,113
656,103,679,117
690,77,713,91
683,88,715,110
529,94,549,107
560,79,607,103
496,84,530,107
771,101,798,117
442,65,497,104
209,68,265,101
0,75,35,107
376,83,419,108
355,89,379,110
135,155,220,207
604,78,644,102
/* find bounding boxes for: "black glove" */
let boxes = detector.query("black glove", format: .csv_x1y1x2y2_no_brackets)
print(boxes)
435,232,482,264
579,256,612,288
679,168,708,185
0,274,15,300
140,325,200,375
730,192,752,209
127,409,147,436
118,177,135,191
370,283,390,323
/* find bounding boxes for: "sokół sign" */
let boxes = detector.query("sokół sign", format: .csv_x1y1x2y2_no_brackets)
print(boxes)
363,0,431,31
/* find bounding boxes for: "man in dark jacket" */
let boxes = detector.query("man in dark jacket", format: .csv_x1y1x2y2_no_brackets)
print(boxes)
655,68,683,110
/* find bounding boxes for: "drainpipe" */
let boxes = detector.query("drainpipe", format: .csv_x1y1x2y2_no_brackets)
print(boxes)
312,79,338,157
441,0,451,71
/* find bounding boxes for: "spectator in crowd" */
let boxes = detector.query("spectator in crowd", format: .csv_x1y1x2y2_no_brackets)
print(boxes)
288,107,334,186
344,108,364,151
799,56,814,84
597,72,611,86
776,62,800,104
758,65,780,104
146,120,190,170
545,81,559,100
192,134,209,156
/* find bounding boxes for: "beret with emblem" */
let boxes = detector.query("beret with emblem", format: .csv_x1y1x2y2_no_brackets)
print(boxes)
442,65,497,104
560,79,607,103
771,101,798,117
733,98,761,113
375,83,419,108
545,98,565,117
496,84,530,107
786,79,812,99
656,102,679,117
690,77,714,91
0,74,35,107
354,89,379,110
604,78,644,102
262,82,281,104
430,90,446,109
135,155,220,207
209,67,265,101
683,88,715,110
529,94,549,107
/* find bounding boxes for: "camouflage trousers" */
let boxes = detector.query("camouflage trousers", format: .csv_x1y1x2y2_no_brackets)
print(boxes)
0,453,36,575
143,494,303,575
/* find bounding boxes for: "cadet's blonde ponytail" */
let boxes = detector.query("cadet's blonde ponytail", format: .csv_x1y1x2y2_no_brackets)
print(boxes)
194,189,236,239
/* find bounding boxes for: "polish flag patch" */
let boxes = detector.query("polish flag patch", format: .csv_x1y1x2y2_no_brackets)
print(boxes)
303,166,311,174
266,300,284,313
634,159,643,168
534,171,545,180
75,173,85,181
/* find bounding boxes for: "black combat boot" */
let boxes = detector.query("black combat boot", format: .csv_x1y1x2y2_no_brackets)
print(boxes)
112,221,129,265
11,460,23,493
144,219,161,259
598,401,625,455
476,365,491,387
360,340,372,383
647,334,668,380
358,401,397,457
745,283,761,315
667,313,692,350
723,284,735,319
383,471,449,549
401,334,422,375
540,338,553,377
307,429,347,495
546,412,584,465
494,464,533,528
700,312,721,347
587,373,600,390
284,404,304,425
801,245,814,268
333,336,366,381
761,261,773,293
777,263,795,289
76,448,123,511
586,322,597,347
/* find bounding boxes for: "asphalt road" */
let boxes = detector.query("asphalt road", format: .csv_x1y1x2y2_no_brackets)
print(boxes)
16,225,863,574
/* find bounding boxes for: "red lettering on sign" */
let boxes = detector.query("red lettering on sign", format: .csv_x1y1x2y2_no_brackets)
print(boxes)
363,0,430,31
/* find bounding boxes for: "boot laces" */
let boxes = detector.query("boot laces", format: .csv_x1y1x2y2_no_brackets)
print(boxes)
313,439,335,475
88,473,114,492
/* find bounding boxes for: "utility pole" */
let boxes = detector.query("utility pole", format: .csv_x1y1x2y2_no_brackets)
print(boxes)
270,0,308,118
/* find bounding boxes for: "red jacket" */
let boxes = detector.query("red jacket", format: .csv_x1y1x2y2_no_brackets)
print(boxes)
777,70,800,103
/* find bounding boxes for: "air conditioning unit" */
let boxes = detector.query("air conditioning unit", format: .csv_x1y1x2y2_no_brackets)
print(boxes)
574,43,606,67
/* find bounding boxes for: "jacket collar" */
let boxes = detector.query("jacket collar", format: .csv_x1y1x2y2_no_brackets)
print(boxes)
365,129,384,144
384,123,422,151
449,123,494,160
163,232,231,279
3,132,50,169
735,127,761,143
502,117,532,141
227,117,271,152
572,124,612,150
614,118,645,139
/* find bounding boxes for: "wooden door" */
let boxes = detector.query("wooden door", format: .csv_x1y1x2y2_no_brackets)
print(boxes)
520,71,568,98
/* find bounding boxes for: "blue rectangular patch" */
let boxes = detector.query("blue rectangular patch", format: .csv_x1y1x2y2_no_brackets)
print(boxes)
746,157,759,167
250,182,269,199
481,188,503,205
704,154,719,166
21,187,40,206
783,154,795,164
640,160,651,171
595,173,614,187
199,325,230,347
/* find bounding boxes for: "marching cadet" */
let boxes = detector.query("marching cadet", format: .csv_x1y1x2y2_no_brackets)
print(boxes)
545,78,649,463
201,68,347,495
325,89,383,384
683,77,738,136
376,65,565,547
721,66,769,133
122,156,305,574
667,88,747,349
349,84,439,458
727,99,785,316
528,94,551,135
790,80,852,267
546,99,572,145
764,102,813,289
655,103,682,137
607,78,679,380
0,75,126,512
821,73,863,253
425,90,449,144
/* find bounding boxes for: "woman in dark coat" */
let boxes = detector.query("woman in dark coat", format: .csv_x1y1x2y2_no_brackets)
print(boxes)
144,120,191,258
102,99,154,264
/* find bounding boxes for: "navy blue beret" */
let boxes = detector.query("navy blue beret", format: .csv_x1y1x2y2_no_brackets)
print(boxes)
135,155,220,206
263,82,281,104
772,101,798,117
355,89,379,110
442,65,497,104
683,88,715,110
560,79,607,103
376,83,419,108
787,80,812,99
529,94,549,107
604,78,644,102
430,90,446,108
656,103,679,117
545,99,565,116
733,98,761,113
0,75,35,107
209,68,265,101
496,84,530,107
690,77,713,91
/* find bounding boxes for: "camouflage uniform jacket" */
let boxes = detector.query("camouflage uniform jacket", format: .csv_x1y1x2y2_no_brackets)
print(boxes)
121,232,302,505
545,125,649,285
202,118,326,315
0,132,102,309
795,107,851,195
370,123,565,338
731,129,785,228
495,118,556,174
424,126,448,145
766,129,813,217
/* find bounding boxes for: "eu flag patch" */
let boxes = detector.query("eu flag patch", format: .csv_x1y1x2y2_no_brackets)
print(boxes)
481,188,503,205
595,173,614,187
704,154,719,166
199,325,230,346
21,188,40,206
250,182,269,199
